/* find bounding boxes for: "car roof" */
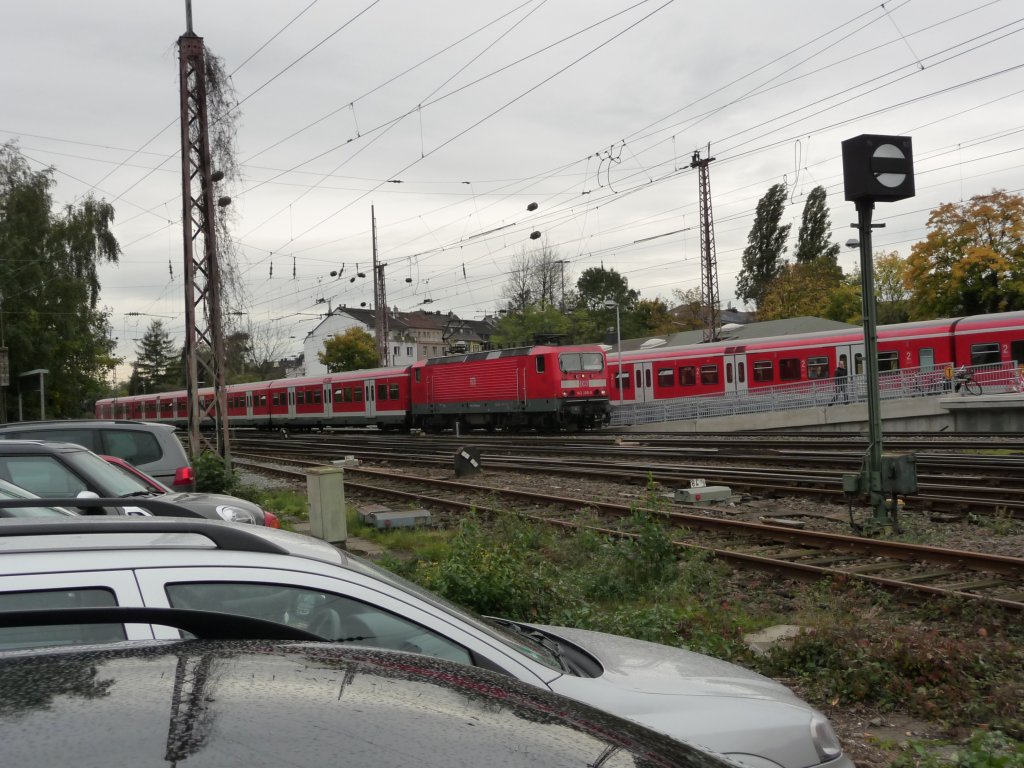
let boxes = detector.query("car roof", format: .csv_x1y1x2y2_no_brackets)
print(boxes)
0,639,729,768
0,419,176,432
0,440,91,454
0,516,346,566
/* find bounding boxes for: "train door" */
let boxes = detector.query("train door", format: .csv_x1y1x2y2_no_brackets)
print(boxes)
246,392,253,420
723,353,748,395
287,387,296,420
364,378,377,418
835,343,865,376
633,361,655,403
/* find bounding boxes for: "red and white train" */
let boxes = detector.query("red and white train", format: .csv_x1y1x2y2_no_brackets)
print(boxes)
96,345,612,433
605,310,1024,403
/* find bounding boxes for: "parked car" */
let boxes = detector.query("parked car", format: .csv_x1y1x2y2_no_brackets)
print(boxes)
0,628,734,768
0,419,194,491
0,517,850,768
0,478,76,518
0,441,275,526
101,454,280,528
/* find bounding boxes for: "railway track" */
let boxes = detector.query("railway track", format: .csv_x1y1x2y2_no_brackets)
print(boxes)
234,455,1024,612
228,433,1024,517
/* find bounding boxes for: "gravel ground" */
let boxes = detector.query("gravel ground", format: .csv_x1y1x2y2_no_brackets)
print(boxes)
239,462,1023,766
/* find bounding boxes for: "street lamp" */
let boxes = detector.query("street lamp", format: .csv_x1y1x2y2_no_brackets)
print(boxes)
603,300,623,404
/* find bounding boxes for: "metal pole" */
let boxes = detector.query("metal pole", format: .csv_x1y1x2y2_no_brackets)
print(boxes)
855,200,892,528
615,304,623,405
39,371,44,421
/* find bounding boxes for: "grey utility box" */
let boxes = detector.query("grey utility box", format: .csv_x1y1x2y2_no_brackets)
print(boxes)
306,466,347,545
881,453,918,495
675,485,732,504
364,509,432,530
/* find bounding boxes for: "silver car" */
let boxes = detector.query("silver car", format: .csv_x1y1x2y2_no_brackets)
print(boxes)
0,517,852,768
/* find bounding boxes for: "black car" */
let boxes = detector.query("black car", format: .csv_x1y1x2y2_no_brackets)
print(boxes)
0,613,734,768
0,440,272,525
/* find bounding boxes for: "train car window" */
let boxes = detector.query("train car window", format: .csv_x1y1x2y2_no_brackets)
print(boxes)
635,370,642,388
738,362,746,383
726,363,733,384
354,386,363,403
333,389,343,404
854,353,864,375
377,383,388,400
679,366,696,386
389,383,400,399
1012,340,1024,366
536,357,546,373
657,368,674,387
616,372,631,390
314,390,322,404
918,348,935,371
699,365,719,385
807,356,829,380
877,351,899,372
778,358,801,381
296,391,305,405
645,368,652,388
970,342,1000,366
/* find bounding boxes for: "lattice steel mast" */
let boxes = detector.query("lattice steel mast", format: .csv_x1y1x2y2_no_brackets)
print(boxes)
178,1,231,466
690,149,720,343
372,206,389,366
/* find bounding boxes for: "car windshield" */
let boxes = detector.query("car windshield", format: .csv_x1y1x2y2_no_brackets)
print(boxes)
559,352,604,373
343,555,565,672
64,450,157,498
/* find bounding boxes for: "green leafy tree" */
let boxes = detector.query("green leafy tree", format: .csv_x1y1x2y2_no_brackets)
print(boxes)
736,183,790,309
757,258,843,320
905,190,1024,318
873,250,910,324
129,320,180,394
793,186,840,265
0,143,120,419
574,266,638,311
632,298,676,336
318,327,378,372
491,305,571,347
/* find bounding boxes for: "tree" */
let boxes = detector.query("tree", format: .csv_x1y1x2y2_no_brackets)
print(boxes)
130,320,180,394
574,266,638,311
905,190,1024,319
757,259,843,320
0,143,120,419
670,287,706,331
633,298,676,336
499,242,572,312
318,327,378,372
873,251,910,324
491,305,570,348
736,183,790,309
793,186,840,265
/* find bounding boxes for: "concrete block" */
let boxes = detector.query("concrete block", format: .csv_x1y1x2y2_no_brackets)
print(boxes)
674,485,732,503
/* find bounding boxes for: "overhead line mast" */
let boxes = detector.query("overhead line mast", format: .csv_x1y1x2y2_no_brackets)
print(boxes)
690,149,721,344
178,0,231,466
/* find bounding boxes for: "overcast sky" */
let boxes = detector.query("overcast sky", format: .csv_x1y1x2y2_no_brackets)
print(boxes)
3,0,1023,374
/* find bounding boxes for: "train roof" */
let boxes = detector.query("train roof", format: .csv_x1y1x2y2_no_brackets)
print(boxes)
414,344,605,367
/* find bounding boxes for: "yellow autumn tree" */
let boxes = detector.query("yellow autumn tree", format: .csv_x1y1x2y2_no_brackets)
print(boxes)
757,259,844,320
905,190,1024,319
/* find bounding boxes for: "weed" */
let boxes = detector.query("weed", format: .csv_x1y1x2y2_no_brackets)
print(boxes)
193,451,239,494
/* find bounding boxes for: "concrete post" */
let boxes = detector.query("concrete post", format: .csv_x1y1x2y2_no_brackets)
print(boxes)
306,466,346,545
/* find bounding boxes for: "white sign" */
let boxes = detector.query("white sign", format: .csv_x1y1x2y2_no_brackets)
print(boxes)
689,478,706,488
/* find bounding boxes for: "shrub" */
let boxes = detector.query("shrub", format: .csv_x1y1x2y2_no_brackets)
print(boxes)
193,451,239,494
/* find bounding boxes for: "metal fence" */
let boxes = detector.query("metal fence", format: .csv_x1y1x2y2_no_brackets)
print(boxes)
609,361,1022,427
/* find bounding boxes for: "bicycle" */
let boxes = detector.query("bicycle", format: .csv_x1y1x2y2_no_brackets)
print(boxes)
952,365,983,395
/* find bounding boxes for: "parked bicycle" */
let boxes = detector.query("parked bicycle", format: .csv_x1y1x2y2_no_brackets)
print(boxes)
952,365,983,395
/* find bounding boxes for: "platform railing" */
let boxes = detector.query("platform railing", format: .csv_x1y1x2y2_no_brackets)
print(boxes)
608,360,1020,427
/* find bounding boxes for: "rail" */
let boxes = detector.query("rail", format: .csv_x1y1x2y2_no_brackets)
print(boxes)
610,361,1021,427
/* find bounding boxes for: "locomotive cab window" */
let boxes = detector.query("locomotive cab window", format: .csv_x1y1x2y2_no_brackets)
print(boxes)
970,342,1000,367
536,357,546,374
560,353,604,373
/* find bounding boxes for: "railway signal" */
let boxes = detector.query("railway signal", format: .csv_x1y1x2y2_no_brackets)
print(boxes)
841,134,917,535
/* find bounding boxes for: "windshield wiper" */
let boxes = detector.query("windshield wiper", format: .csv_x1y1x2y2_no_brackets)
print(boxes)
120,491,157,498
490,618,569,670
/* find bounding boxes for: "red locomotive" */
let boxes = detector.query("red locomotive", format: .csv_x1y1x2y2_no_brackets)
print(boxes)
606,310,1024,403
96,344,611,433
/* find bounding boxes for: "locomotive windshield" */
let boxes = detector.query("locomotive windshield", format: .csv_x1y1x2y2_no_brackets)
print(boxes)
559,352,604,373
